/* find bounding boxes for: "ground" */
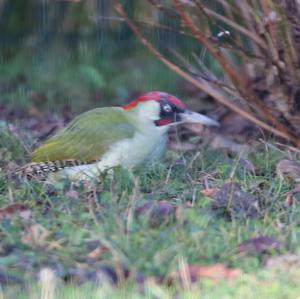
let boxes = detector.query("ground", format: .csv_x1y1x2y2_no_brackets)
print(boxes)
0,123,300,298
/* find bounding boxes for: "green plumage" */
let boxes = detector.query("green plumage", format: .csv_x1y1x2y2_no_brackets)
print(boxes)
32,107,135,162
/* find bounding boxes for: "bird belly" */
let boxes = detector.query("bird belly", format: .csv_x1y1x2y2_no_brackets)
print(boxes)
58,132,167,180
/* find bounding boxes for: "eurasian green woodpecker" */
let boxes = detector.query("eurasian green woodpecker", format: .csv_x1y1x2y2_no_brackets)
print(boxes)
22,91,219,180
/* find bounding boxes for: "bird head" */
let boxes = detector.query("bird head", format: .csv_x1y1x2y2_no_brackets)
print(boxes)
123,91,219,128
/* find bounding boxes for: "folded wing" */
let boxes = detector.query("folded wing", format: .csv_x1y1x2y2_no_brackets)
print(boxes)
32,107,135,162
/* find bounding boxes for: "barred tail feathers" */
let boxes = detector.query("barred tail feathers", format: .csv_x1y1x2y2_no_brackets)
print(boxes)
18,159,91,178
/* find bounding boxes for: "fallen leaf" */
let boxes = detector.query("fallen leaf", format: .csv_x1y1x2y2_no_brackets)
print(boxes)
284,189,300,207
87,245,109,260
47,238,67,250
21,224,51,249
210,183,259,218
171,263,241,283
237,236,281,254
201,188,220,198
282,187,300,207
265,254,300,271
276,159,300,181
0,203,31,220
285,193,294,206
135,200,175,228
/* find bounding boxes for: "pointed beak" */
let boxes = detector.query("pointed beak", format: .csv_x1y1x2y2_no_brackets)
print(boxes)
178,110,219,127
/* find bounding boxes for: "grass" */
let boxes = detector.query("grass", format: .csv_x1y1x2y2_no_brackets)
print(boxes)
0,40,298,296
0,42,181,113
2,270,300,299
0,6,298,297
0,125,300,298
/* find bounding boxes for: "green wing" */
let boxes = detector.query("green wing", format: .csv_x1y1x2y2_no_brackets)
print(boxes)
32,107,135,162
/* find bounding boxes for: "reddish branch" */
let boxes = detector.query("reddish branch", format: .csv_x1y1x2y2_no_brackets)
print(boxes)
172,0,298,144
194,1,267,50
114,0,300,145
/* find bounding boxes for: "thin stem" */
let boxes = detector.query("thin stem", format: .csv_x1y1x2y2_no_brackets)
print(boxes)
172,0,297,141
114,0,300,146
198,3,267,50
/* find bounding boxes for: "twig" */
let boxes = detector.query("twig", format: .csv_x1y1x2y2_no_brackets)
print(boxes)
91,15,195,39
273,0,300,85
170,49,237,93
146,0,179,17
113,0,300,145
260,0,280,59
194,1,265,62
172,0,299,144
196,2,267,50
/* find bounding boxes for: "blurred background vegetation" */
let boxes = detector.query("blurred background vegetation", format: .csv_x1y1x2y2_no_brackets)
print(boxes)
0,0,191,114
2,0,300,144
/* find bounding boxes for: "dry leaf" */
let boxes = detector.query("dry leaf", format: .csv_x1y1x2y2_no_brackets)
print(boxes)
284,186,300,206
237,236,281,254
285,191,296,206
0,203,31,220
201,188,220,198
276,159,300,181
47,238,67,250
211,183,259,218
21,224,51,249
135,201,175,228
265,254,300,271
87,245,109,259
172,263,241,282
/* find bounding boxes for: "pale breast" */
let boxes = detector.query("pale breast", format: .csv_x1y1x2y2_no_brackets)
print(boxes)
57,130,168,180
99,131,168,168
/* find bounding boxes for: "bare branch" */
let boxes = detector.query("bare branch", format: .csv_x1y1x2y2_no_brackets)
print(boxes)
172,0,298,142
114,0,300,145
197,3,268,50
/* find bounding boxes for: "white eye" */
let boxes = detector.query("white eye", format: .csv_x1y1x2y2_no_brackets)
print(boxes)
163,104,172,113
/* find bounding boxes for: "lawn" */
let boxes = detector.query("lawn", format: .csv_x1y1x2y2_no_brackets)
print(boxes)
0,123,300,298
1,1,300,297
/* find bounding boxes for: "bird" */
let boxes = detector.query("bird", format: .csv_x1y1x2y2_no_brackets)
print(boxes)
20,91,219,180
